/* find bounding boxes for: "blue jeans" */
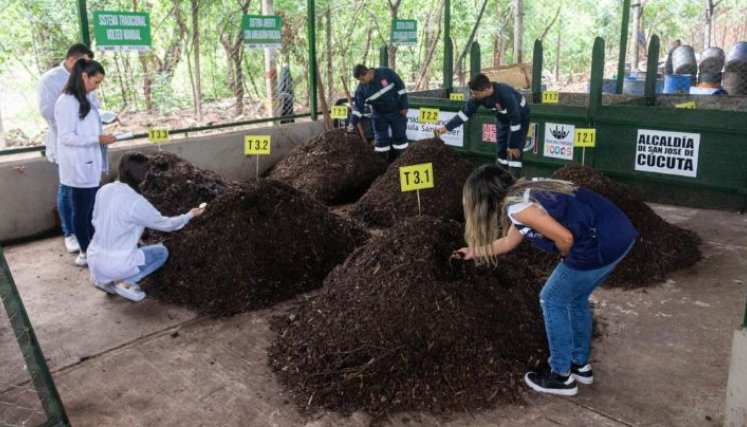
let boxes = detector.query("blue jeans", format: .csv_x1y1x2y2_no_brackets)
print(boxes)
71,186,99,253
57,184,74,236
122,245,169,285
540,243,634,375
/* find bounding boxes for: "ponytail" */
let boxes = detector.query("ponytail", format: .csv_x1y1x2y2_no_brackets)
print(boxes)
62,58,105,120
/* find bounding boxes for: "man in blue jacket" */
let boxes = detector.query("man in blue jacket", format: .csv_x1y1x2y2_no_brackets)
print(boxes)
347,64,409,161
436,73,530,177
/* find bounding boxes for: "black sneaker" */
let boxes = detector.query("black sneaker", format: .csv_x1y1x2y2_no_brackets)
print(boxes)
524,366,578,396
571,362,594,385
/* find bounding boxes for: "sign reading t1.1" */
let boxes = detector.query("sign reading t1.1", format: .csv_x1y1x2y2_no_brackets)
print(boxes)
93,11,152,51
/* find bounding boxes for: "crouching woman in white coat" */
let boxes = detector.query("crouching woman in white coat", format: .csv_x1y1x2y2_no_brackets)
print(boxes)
87,152,205,301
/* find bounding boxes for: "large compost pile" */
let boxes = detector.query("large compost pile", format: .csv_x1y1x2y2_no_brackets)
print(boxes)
529,164,701,287
270,216,547,417
140,170,369,316
140,151,230,216
350,138,474,228
268,129,387,204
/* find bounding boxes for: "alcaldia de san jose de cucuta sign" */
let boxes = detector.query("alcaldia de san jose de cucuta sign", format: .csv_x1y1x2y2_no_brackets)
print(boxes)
93,11,152,51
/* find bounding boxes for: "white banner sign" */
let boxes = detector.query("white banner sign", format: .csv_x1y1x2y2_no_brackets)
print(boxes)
406,109,463,147
543,122,575,161
634,129,700,178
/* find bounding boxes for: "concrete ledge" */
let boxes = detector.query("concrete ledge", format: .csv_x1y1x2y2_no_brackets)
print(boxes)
725,327,747,427
0,121,324,243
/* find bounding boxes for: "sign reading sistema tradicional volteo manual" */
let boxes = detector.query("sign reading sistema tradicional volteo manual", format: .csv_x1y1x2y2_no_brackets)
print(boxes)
93,11,151,51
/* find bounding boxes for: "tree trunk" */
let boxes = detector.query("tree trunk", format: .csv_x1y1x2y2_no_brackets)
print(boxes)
191,0,203,122
513,0,523,63
632,2,641,70
555,17,562,81
455,0,489,82
413,0,445,90
388,0,402,70
326,6,334,103
362,28,372,65
263,0,278,118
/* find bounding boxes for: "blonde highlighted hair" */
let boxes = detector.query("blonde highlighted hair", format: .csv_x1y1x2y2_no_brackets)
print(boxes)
462,165,577,266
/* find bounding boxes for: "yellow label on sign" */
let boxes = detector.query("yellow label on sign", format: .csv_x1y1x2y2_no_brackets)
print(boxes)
573,128,597,148
399,163,434,192
449,93,464,101
419,108,440,124
331,105,348,119
244,135,271,155
542,91,560,104
147,128,169,143
675,101,696,109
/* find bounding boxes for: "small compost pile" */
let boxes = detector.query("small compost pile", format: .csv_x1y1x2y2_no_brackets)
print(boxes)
547,164,702,286
268,129,388,204
141,178,369,316
350,138,474,228
140,151,230,216
270,216,547,417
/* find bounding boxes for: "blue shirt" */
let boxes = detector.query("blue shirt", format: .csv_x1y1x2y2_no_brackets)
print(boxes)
350,68,408,125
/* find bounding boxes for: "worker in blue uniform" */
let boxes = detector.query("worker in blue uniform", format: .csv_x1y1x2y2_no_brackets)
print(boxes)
436,73,530,177
347,64,409,161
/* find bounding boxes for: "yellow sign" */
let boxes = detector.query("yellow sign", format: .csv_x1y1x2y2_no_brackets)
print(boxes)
147,128,169,143
542,91,560,104
675,101,696,109
573,128,597,148
449,93,464,101
419,108,440,124
244,135,271,155
331,105,348,119
399,163,434,192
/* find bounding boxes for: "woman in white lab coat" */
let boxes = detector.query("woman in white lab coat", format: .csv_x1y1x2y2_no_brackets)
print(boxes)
54,58,116,267
87,152,205,301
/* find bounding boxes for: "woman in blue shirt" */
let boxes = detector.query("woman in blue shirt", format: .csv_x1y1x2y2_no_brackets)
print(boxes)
453,165,637,396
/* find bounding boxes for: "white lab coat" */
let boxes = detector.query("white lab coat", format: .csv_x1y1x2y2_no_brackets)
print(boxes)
38,62,99,163
54,93,108,188
87,182,193,284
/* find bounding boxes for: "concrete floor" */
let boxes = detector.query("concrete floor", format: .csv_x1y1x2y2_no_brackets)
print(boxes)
1,204,745,426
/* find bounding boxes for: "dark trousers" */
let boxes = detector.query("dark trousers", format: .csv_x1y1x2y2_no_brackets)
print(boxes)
71,186,99,254
372,111,408,153
496,116,531,177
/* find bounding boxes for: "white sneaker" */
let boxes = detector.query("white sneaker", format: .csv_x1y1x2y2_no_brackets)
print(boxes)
74,253,87,267
115,282,146,302
64,235,80,253
93,281,117,295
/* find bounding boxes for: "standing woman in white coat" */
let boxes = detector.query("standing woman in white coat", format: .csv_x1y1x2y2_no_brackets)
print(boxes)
87,152,205,301
54,59,116,266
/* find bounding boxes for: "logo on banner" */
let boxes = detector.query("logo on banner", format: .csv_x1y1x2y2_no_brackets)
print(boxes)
634,129,699,178
543,122,575,161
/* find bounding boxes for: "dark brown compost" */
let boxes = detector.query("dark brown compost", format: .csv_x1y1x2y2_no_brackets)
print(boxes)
270,216,547,418
268,129,387,204
350,138,474,228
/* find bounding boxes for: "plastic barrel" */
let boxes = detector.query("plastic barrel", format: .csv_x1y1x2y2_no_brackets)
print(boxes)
723,71,747,95
698,72,722,84
602,78,616,93
725,41,747,73
699,47,725,74
664,74,692,94
623,78,645,95
672,45,697,75
656,78,664,93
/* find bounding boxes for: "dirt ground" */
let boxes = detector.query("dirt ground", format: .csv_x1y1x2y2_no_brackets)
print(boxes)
0,204,745,426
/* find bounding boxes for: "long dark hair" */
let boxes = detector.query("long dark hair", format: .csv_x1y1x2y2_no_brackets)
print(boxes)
62,58,105,120
118,152,149,194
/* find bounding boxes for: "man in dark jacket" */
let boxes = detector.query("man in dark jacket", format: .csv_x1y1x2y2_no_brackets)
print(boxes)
347,64,409,161
436,73,530,177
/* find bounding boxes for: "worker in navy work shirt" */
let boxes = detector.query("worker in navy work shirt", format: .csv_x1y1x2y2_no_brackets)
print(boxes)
436,73,530,177
347,64,409,161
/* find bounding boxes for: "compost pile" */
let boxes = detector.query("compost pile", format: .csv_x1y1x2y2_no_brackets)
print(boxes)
141,179,369,316
140,151,230,216
350,138,475,227
546,164,702,286
268,129,388,204
270,216,547,417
